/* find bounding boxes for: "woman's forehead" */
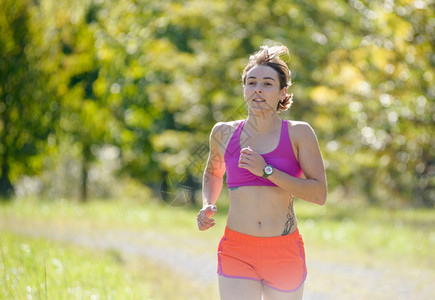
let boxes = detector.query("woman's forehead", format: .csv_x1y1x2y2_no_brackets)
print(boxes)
246,65,279,80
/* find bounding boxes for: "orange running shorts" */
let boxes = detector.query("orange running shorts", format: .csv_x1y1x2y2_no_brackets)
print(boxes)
217,227,307,292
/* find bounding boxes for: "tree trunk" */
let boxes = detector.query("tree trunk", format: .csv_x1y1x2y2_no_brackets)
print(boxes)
0,155,14,199
0,111,13,199
80,145,91,202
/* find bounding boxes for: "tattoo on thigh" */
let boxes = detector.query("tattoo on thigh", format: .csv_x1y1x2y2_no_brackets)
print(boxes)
281,198,295,236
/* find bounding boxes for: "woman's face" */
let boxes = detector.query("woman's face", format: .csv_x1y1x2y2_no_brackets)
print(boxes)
243,65,286,113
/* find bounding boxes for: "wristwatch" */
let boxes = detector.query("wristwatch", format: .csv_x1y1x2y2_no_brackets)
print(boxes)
262,164,274,179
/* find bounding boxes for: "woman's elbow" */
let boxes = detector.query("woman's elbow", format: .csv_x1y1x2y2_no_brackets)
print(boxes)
317,195,327,206
318,186,327,205
303,191,326,206
313,185,327,206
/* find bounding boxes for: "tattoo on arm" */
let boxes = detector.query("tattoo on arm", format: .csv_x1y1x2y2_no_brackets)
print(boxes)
281,197,295,236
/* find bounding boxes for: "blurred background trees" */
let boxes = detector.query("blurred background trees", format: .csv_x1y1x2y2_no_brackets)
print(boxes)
0,0,433,207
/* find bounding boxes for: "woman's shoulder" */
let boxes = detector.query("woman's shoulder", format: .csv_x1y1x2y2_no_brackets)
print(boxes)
286,119,312,130
286,120,317,142
211,119,244,135
209,120,244,152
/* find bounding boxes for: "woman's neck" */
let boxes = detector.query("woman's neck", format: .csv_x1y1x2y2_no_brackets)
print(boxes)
245,113,282,135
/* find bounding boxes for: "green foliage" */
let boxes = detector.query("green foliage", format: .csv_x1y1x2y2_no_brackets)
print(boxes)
0,0,57,198
0,0,433,206
315,0,434,206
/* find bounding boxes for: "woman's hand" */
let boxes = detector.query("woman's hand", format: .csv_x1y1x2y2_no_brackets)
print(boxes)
197,204,217,231
238,147,266,177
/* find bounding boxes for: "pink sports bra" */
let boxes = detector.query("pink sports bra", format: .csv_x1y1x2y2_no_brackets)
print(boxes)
224,119,303,188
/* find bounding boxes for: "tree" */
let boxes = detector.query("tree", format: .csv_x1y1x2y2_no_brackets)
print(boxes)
0,0,56,199
2,0,432,206
315,0,434,206
45,0,114,201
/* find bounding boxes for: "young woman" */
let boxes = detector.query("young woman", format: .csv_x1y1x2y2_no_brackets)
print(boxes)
197,45,327,300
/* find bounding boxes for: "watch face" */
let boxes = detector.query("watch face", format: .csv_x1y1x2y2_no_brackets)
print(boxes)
265,165,273,175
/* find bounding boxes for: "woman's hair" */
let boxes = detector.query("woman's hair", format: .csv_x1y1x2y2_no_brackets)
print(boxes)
242,45,293,112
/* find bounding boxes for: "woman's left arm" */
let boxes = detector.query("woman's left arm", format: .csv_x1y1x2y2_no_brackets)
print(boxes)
239,122,327,205
270,122,327,205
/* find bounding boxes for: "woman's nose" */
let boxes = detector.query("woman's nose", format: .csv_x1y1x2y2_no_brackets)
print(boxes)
255,84,262,93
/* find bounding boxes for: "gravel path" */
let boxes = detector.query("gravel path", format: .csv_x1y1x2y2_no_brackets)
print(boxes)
1,219,433,300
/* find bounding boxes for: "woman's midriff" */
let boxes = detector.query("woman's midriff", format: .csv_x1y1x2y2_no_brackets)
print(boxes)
227,185,298,237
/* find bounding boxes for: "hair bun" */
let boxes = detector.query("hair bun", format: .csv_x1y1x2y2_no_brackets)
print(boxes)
261,45,290,62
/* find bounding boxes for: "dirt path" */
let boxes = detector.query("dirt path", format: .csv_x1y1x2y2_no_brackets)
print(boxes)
1,219,433,300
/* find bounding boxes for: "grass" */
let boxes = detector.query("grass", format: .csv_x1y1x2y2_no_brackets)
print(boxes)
3,196,433,266
0,231,214,300
295,199,435,269
2,197,207,231
1,197,220,300
1,232,150,299
1,195,434,299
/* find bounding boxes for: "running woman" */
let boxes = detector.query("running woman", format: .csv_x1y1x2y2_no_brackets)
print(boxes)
197,45,327,300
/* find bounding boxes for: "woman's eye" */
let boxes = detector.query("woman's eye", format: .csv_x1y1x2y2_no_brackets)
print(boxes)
247,81,255,85
264,82,272,86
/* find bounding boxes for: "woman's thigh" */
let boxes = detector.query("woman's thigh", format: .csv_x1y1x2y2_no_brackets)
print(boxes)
262,283,304,300
218,276,263,300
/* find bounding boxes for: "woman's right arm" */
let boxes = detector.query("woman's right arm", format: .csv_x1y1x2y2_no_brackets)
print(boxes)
197,122,227,231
